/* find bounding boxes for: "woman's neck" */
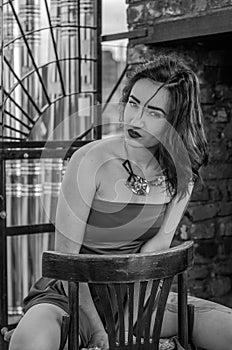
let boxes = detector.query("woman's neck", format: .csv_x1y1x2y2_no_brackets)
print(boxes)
124,139,159,173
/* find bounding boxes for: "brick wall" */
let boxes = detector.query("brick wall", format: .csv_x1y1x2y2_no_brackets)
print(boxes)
126,0,232,29
126,1,232,305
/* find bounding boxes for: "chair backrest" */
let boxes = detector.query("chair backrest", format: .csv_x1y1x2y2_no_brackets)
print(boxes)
42,241,194,350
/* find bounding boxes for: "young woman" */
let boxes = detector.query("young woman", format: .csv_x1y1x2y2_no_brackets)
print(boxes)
9,54,232,350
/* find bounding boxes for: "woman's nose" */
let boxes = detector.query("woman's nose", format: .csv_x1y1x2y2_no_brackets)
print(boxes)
130,108,145,127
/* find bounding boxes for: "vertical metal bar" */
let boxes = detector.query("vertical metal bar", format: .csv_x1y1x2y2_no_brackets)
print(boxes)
0,160,8,350
94,0,102,140
8,0,51,104
4,56,41,115
0,0,4,138
77,0,81,94
0,1,8,349
178,272,188,348
43,0,66,96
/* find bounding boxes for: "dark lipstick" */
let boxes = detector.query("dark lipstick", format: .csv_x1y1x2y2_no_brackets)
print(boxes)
128,128,141,138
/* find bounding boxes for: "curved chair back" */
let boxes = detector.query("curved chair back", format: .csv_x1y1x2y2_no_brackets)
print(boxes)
42,241,194,350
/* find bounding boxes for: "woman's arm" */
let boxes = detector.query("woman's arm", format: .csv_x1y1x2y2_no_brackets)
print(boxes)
140,182,194,253
55,144,109,349
55,144,100,249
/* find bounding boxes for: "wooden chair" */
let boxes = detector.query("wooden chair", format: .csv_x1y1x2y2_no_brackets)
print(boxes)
42,241,194,350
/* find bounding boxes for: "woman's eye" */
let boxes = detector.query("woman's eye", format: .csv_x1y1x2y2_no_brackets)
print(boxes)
128,100,137,107
148,111,164,118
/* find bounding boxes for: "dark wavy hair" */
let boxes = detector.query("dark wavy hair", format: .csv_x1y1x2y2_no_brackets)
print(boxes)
121,54,208,199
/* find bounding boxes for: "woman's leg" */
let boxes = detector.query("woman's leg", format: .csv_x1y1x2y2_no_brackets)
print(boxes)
9,303,70,350
160,292,232,350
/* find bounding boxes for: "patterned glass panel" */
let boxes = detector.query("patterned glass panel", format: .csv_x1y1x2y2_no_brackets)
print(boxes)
1,0,101,317
1,0,99,141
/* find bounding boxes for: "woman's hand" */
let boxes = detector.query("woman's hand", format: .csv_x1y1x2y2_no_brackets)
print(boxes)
87,328,109,350
1,327,14,342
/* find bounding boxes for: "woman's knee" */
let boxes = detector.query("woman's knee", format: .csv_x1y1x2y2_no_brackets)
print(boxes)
190,297,232,350
9,323,62,350
9,333,58,350
9,303,66,350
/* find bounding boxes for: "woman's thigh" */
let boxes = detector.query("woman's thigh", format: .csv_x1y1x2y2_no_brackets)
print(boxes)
9,303,67,350
161,292,232,350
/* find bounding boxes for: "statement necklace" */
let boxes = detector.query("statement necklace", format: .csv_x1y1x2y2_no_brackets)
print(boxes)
122,143,166,196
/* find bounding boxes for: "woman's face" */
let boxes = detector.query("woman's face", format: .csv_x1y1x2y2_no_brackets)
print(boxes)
123,78,170,148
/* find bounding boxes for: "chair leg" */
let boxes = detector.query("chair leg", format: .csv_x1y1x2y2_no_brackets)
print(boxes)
178,272,188,348
59,315,70,350
187,304,199,350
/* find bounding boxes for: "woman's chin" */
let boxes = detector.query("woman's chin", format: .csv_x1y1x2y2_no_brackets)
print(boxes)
124,135,143,146
125,135,159,150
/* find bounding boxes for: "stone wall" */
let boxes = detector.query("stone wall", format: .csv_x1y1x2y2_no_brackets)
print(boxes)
184,50,232,303
126,0,232,29
126,1,232,305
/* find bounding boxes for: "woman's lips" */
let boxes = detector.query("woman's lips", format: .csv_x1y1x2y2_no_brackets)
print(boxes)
127,128,142,138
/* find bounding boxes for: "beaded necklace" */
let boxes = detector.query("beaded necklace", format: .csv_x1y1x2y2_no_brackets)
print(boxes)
122,142,166,196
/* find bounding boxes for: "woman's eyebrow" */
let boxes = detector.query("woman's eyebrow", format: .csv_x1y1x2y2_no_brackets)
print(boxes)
129,95,140,103
146,105,167,116
129,94,167,116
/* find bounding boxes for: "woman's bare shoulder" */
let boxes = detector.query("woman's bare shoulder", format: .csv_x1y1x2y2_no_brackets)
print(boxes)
71,135,123,164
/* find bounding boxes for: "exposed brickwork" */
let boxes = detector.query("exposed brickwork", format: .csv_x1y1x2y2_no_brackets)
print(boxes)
126,0,232,29
127,3,145,25
126,1,232,304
